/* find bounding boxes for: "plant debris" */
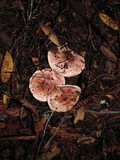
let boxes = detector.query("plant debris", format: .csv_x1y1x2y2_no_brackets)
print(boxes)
0,0,120,160
1,51,13,83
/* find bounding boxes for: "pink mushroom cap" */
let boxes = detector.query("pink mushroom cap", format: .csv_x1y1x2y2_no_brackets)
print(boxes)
48,46,85,77
29,68,65,102
47,85,81,112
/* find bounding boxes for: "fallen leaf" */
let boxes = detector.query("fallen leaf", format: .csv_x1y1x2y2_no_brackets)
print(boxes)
50,127,80,139
35,116,46,137
31,57,40,70
6,107,20,117
19,129,33,135
93,59,99,68
3,92,10,105
99,12,119,31
106,94,114,100
40,23,61,46
74,106,85,124
80,51,86,57
77,135,96,144
96,130,102,137
105,60,116,73
40,145,61,160
99,84,105,91
100,45,117,62
1,51,14,83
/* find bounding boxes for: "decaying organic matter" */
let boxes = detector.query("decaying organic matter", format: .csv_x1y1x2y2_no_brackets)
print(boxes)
0,0,120,160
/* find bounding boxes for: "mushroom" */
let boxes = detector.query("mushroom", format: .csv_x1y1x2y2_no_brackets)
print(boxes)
48,46,85,77
29,68,65,102
47,85,81,112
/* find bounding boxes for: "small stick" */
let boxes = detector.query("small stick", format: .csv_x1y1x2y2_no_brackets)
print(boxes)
19,0,26,24
0,135,36,141
35,111,54,160
28,0,33,20
86,110,120,114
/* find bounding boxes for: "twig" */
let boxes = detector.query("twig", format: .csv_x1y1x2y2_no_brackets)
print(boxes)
28,0,33,20
19,0,26,24
9,36,22,53
29,2,60,21
86,110,120,114
0,135,36,141
44,117,65,150
35,111,54,160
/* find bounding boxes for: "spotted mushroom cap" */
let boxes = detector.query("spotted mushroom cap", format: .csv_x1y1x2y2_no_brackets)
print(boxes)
48,46,85,77
29,68,65,102
47,85,81,112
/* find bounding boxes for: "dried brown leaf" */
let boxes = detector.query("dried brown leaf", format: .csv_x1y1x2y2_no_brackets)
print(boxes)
31,57,40,70
96,130,102,137
99,12,119,31
0,135,36,141
40,23,61,46
74,106,85,124
93,59,99,68
19,129,33,135
3,92,10,105
50,127,80,139
100,45,117,62
77,135,96,144
105,60,116,73
6,107,20,117
1,51,14,83
35,116,46,137
40,145,61,160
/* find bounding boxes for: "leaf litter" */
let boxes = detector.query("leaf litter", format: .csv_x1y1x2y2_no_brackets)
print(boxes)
0,0,120,160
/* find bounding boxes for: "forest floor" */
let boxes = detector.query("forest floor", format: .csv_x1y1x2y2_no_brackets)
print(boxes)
0,0,120,160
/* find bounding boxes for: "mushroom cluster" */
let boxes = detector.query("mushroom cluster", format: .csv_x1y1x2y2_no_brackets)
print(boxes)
29,46,85,112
